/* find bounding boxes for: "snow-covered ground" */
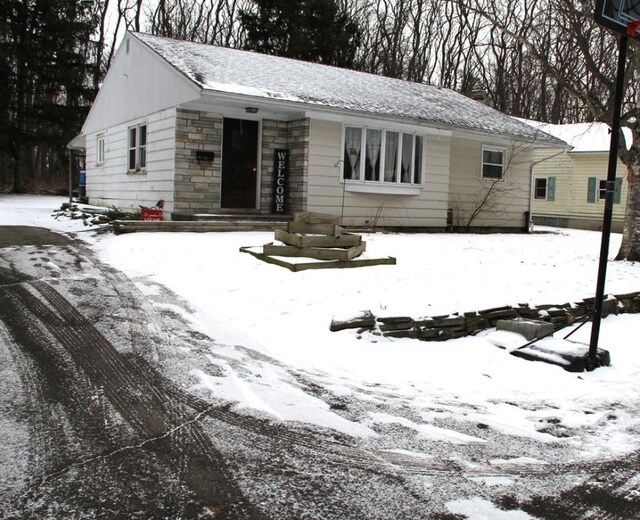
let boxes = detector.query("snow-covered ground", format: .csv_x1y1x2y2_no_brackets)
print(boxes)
3,194,640,471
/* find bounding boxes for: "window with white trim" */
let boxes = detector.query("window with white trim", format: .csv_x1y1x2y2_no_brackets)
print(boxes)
128,123,147,171
481,146,505,180
534,176,556,201
598,179,607,200
588,177,622,204
96,135,105,165
342,125,424,185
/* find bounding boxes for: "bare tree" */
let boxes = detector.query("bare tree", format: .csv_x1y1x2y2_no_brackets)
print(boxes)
149,0,246,46
454,0,640,260
450,141,532,229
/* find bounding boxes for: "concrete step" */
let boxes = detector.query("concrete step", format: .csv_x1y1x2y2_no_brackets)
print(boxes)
112,219,289,234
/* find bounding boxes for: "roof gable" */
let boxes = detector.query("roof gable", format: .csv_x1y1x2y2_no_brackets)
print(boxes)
82,34,200,134
132,32,563,146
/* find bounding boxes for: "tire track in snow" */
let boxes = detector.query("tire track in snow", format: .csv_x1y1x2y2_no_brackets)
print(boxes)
0,263,265,519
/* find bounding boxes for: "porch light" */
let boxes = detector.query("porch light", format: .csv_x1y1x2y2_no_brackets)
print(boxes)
245,107,259,114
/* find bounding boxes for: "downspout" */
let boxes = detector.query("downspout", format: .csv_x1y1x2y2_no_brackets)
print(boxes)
68,150,73,204
528,148,568,231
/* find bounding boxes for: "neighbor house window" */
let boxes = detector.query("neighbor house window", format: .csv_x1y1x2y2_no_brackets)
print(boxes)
128,123,147,171
343,126,424,185
598,180,607,200
481,146,505,180
587,177,622,204
96,135,105,165
535,177,555,201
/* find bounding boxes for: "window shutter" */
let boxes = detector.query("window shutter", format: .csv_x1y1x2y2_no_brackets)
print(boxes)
587,177,597,203
614,178,622,204
547,177,556,201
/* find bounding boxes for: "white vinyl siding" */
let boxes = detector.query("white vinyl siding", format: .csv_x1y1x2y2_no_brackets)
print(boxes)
84,107,176,214
310,119,448,228
449,138,532,228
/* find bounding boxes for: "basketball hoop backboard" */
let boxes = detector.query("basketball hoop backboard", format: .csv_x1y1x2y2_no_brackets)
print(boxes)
595,0,640,38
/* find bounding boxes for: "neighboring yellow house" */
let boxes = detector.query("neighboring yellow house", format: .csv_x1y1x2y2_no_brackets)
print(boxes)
528,122,629,232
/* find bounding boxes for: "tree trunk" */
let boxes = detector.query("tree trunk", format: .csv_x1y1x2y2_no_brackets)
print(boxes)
12,144,28,193
616,165,640,261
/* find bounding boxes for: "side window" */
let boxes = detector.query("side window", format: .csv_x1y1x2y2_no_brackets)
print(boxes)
96,135,105,165
534,177,555,201
481,146,505,180
587,177,597,203
534,178,547,199
128,124,147,171
589,177,623,203
598,180,607,200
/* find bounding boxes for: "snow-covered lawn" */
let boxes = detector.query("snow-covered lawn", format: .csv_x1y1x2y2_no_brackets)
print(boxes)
3,194,640,462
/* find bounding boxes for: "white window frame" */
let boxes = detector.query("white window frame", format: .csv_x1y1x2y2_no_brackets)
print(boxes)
127,123,147,172
341,124,425,194
598,179,607,201
534,177,547,199
96,134,105,165
481,145,506,180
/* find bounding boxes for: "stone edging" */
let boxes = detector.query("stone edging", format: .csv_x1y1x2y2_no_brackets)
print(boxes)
330,292,640,341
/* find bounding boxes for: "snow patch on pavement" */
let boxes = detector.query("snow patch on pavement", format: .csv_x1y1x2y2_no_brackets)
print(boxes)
446,497,540,519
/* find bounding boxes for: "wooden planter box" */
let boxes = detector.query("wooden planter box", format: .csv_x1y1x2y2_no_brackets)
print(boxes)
240,246,395,272
274,228,362,248
263,241,366,261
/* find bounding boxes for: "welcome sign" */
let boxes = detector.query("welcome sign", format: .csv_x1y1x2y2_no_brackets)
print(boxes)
272,149,289,214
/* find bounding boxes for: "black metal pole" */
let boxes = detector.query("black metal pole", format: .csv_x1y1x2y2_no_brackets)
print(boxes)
588,34,628,368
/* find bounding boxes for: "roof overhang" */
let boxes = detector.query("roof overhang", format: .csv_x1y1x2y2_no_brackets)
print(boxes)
188,89,556,144
67,133,86,151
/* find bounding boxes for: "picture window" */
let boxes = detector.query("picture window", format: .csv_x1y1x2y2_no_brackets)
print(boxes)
342,125,424,185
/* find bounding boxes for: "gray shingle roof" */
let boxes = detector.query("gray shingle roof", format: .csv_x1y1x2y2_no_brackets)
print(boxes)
132,32,564,145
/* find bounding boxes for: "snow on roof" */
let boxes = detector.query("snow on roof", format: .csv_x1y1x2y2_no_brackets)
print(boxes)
522,120,631,152
131,32,563,146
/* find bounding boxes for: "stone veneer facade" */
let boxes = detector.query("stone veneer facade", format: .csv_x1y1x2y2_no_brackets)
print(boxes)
174,108,309,218
174,109,222,215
